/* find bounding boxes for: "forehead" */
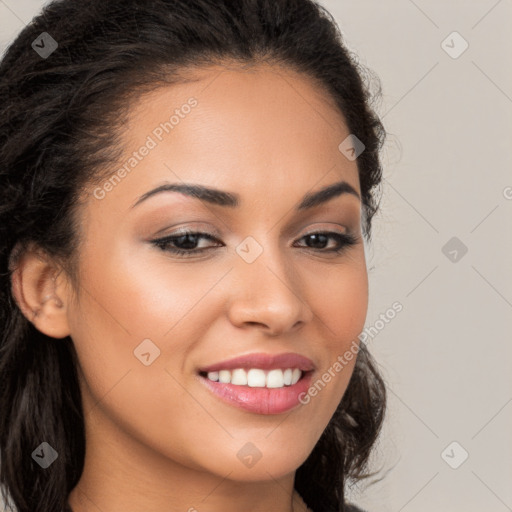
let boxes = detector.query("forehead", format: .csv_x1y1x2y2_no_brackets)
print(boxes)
86,61,360,214
128,60,345,126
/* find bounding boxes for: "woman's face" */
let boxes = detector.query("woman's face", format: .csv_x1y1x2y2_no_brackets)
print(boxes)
64,62,368,487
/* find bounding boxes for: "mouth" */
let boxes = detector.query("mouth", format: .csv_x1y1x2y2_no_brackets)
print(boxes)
195,352,316,415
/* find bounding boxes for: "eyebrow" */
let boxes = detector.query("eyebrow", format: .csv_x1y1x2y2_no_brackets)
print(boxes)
130,179,360,211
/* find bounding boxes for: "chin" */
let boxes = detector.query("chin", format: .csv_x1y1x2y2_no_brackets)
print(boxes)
196,439,314,482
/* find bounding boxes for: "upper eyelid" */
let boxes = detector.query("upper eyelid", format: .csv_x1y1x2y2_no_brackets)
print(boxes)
155,227,349,240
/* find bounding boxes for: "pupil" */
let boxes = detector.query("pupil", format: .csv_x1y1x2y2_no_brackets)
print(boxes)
177,234,198,249
308,234,327,248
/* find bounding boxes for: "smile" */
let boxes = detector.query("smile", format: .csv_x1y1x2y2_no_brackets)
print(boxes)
201,367,303,388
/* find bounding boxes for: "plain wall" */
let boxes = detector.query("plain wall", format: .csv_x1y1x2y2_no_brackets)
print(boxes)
1,1,511,511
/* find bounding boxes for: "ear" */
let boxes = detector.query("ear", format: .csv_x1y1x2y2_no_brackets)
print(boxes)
9,243,72,339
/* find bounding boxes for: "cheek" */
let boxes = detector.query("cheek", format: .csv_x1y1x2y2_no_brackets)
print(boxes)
66,237,228,404
314,255,369,345
306,255,368,402
65,245,232,471
73,233,225,341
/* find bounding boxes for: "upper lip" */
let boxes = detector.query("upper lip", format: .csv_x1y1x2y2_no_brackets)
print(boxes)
198,352,316,373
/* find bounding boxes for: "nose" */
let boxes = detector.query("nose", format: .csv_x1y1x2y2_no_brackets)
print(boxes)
226,245,314,337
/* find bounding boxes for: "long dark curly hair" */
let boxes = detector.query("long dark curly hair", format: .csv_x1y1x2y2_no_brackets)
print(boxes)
0,1,387,511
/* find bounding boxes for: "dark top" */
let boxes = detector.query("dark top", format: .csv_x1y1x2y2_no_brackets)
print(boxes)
346,504,368,512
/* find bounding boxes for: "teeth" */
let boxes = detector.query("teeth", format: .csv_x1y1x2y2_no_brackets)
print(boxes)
231,368,248,386
207,371,219,382
266,369,284,388
218,370,231,383
247,368,266,387
291,368,301,385
205,368,304,388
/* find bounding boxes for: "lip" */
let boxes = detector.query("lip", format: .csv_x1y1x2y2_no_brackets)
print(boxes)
198,370,314,415
197,352,316,373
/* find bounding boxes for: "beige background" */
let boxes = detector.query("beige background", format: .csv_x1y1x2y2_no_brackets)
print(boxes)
1,1,511,511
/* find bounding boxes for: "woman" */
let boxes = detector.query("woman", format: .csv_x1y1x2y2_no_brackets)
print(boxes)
0,1,387,511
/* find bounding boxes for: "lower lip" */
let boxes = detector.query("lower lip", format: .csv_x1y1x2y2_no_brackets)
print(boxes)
198,371,314,415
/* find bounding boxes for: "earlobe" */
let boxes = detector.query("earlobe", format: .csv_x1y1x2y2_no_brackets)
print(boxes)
9,244,71,339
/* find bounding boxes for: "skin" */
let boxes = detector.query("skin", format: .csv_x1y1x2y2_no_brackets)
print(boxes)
11,62,368,512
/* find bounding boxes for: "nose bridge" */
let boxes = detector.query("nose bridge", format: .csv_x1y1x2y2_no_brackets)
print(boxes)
227,233,313,334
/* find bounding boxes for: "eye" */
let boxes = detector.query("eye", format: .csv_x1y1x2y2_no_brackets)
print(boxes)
294,231,359,253
151,231,223,257
150,229,359,258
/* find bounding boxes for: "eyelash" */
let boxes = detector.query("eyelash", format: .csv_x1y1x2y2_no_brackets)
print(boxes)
151,229,359,258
